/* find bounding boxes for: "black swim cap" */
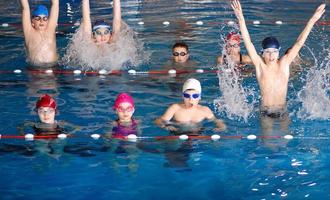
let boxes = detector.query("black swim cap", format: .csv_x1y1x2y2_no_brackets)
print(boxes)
262,37,280,50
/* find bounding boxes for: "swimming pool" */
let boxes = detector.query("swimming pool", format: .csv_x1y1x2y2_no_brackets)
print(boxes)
0,0,329,199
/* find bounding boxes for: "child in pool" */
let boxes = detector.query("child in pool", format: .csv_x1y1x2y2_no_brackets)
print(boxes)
82,0,121,45
231,0,325,117
18,94,78,135
217,32,252,68
155,78,226,134
20,0,59,67
107,93,139,138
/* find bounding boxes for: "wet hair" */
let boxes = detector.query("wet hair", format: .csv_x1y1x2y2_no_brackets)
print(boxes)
172,42,189,52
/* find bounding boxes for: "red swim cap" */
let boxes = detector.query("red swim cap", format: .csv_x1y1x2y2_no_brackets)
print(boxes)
226,32,240,43
36,94,57,110
113,93,134,109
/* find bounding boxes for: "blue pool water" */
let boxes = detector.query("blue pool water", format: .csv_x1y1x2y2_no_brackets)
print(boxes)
0,0,329,199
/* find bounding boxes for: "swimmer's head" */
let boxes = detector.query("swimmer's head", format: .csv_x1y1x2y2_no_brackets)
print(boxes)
182,78,201,107
36,94,56,124
114,93,135,122
225,32,241,54
172,42,189,63
31,5,49,30
92,20,112,44
262,37,280,50
261,37,280,63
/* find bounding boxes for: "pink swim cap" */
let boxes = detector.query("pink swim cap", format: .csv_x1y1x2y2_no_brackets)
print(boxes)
113,93,134,109
36,94,57,110
226,32,240,43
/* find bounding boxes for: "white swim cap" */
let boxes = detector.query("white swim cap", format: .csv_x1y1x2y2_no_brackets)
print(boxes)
182,78,202,94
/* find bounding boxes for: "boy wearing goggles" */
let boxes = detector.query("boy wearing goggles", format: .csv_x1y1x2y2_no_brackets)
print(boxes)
20,1,59,66
155,78,226,133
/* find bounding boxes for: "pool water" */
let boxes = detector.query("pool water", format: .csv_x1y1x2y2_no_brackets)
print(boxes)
0,0,329,199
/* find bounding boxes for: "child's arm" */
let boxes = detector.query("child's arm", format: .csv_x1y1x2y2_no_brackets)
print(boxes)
47,0,59,32
111,0,122,41
154,104,178,131
20,0,32,37
231,0,263,74
281,4,325,66
204,107,227,132
82,0,92,37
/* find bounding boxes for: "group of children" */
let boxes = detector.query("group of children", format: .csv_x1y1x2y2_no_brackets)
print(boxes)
20,0,326,136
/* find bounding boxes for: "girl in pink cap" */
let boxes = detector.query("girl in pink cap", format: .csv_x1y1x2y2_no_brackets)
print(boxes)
108,92,139,138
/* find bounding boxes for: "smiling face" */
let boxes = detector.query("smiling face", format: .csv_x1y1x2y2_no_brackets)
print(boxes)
182,89,200,108
262,48,280,64
172,46,189,63
93,27,112,44
38,107,55,124
31,15,48,31
116,102,135,122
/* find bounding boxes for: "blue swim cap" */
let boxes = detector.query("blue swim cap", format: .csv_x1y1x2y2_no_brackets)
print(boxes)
262,37,280,50
92,20,111,32
32,5,49,17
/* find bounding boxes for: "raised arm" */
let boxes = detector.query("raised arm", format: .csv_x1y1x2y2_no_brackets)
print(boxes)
82,0,92,36
231,0,263,72
47,0,59,31
281,4,326,66
111,0,122,40
20,0,32,36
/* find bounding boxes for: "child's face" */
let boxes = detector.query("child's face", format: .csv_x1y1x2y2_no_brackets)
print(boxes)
226,40,240,55
262,48,279,63
93,27,112,44
37,107,55,124
172,47,189,63
116,102,135,122
182,89,200,108
31,15,48,31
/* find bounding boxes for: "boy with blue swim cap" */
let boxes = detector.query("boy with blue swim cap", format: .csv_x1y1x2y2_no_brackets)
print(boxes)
20,0,59,67
231,0,325,136
231,0,325,114
81,0,122,45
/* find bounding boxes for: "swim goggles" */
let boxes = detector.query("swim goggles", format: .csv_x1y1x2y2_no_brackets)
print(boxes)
173,52,188,56
33,16,48,21
116,106,134,113
183,93,200,99
93,29,111,36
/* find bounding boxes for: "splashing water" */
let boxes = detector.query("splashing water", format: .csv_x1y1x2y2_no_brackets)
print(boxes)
214,37,256,122
297,48,330,120
63,22,147,70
